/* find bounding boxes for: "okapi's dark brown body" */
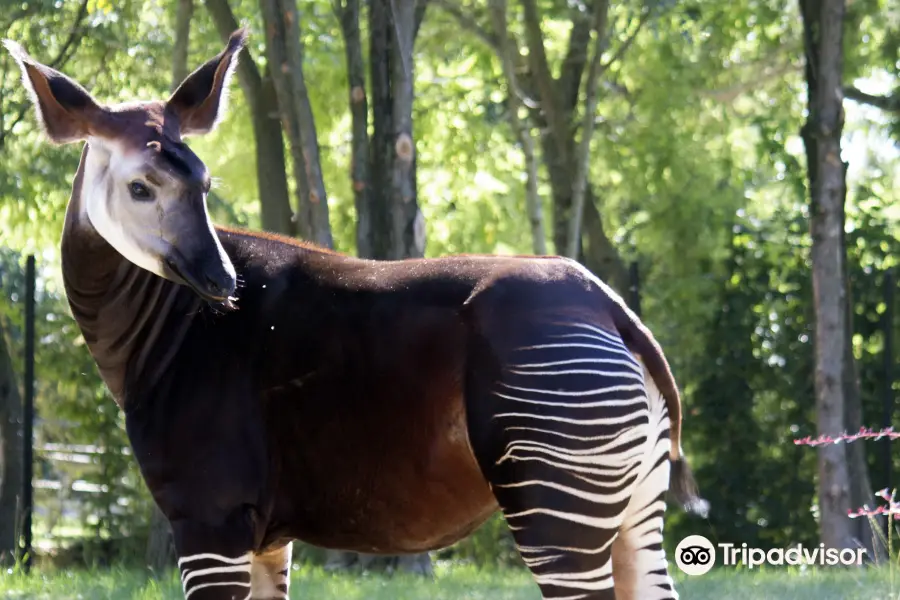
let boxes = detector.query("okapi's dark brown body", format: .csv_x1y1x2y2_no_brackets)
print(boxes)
63,145,631,556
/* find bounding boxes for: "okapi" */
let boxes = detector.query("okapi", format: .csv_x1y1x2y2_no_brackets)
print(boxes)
6,29,707,600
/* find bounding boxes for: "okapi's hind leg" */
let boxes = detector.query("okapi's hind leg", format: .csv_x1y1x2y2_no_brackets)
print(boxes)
250,543,292,600
495,481,627,600
468,320,657,599
611,377,679,600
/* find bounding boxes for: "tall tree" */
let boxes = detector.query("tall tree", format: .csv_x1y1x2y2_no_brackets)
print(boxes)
171,0,194,91
0,317,22,565
564,0,609,259
260,0,334,248
205,0,295,236
839,0,886,554
367,0,427,260
436,0,644,291
334,0,373,258
486,0,546,255
843,274,882,558
799,0,855,551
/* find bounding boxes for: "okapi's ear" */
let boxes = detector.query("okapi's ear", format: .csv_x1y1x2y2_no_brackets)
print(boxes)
167,28,247,136
2,40,102,144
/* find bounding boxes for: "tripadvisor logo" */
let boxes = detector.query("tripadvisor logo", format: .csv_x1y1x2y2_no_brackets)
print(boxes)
675,535,715,576
674,535,867,575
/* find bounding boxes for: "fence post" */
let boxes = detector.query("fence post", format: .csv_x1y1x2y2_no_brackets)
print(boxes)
20,255,35,571
883,267,894,512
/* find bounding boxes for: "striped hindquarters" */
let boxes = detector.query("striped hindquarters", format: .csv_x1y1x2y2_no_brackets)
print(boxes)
487,321,664,599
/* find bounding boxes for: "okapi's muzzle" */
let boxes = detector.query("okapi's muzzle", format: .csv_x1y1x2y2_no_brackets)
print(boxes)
163,245,237,306
160,193,237,305
162,228,237,307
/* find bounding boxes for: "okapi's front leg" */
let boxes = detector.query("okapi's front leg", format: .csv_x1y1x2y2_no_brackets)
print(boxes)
171,518,255,600
178,552,252,600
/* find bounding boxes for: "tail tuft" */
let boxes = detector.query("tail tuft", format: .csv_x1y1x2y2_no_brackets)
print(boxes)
669,456,710,518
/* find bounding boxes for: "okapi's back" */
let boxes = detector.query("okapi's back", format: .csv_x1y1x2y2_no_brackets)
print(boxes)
215,226,582,311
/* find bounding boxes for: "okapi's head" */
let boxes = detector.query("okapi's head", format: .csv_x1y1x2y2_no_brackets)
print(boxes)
3,29,247,306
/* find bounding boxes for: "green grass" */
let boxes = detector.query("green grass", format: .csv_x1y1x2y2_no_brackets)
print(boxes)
0,562,898,599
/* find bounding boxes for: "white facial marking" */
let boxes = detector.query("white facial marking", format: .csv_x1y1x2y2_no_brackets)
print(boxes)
82,137,169,277
81,136,235,295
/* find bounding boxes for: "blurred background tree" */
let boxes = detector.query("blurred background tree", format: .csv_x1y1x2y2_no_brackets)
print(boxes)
0,0,898,577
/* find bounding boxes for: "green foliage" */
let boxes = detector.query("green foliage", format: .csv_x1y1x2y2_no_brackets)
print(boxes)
437,514,521,569
846,172,900,492
667,208,820,551
0,251,153,558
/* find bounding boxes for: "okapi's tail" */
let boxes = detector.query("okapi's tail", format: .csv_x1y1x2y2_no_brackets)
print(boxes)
594,278,710,518
669,456,709,518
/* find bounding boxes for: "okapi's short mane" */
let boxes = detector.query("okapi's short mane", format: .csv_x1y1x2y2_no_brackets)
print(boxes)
214,224,343,256
451,252,564,261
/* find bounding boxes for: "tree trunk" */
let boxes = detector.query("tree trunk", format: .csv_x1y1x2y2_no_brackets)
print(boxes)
336,0,372,258
582,195,629,293
511,0,627,290
368,0,426,260
204,0,295,236
799,0,855,551
171,0,194,92
260,0,333,249
487,0,546,255
565,0,609,259
388,0,424,259
368,0,393,259
145,503,175,573
0,319,22,565
842,206,883,559
520,0,573,255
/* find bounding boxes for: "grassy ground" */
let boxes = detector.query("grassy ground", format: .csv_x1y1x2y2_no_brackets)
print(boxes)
1,562,898,599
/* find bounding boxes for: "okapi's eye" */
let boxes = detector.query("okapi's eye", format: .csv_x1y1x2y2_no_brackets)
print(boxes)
128,181,153,201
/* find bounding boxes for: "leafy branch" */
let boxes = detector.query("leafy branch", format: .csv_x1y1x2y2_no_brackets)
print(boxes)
844,86,900,113
488,0,546,255
0,0,90,148
566,0,610,259
431,0,499,52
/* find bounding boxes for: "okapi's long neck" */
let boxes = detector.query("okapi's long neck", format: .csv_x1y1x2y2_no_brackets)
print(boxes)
61,144,201,407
